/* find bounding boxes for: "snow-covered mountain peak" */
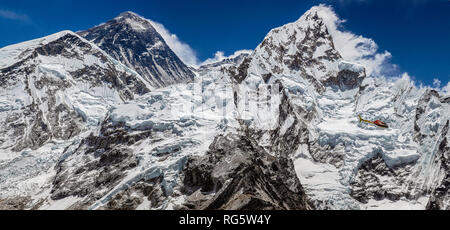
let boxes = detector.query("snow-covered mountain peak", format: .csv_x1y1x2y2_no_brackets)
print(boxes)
113,11,157,32
297,5,338,26
1,30,74,50
264,4,335,47
238,5,347,91
78,12,195,88
116,11,141,19
0,30,77,69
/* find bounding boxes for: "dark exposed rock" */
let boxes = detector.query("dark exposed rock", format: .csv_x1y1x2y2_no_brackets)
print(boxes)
227,57,252,84
440,96,450,104
350,153,416,203
78,11,194,88
323,69,366,90
181,134,311,210
426,120,450,210
86,121,152,151
262,73,273,83
102,176,167,210
10,103,81,152
0,197,32,210
263,80,312,158
49,121,146,203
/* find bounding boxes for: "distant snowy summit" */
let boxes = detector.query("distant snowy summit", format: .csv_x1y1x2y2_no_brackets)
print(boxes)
78,11,195,88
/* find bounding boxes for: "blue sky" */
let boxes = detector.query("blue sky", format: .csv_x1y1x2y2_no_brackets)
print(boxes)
0,0,449,86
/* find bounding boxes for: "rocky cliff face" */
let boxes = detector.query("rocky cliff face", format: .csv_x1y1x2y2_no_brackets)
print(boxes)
79,12,195,88
426,120,449,210
413,91,450,209
181,134,310,210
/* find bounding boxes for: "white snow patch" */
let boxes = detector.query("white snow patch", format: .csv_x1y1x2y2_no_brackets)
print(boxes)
362,197,429,210
42,196,80,210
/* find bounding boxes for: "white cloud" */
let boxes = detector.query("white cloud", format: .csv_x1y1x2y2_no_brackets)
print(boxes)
442,81,450,96
147,19,200,67
147,19,252,67
432,78,450,96
313,5,398,76
433,78,441,88
201,49,253,65
0,9,30,22
142,15,253,67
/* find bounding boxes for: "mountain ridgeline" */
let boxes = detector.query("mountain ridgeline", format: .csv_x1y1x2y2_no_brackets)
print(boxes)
0,6,448,210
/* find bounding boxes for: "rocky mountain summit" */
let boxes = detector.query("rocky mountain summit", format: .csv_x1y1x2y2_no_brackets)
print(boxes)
79,11,195,88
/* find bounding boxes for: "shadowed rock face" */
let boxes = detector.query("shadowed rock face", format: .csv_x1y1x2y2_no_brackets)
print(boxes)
426,120,450,210
323,69,366,90
350,153,416,204
102,176,167,210
78,12,195,88
0,197,32,210
49,120,150,208
226,56,252,85
181,134,311,210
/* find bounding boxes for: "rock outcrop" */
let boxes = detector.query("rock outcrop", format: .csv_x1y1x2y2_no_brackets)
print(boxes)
181,134,310,210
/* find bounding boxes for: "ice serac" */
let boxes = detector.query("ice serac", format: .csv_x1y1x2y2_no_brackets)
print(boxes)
43,70,239,210
78,11,195,88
